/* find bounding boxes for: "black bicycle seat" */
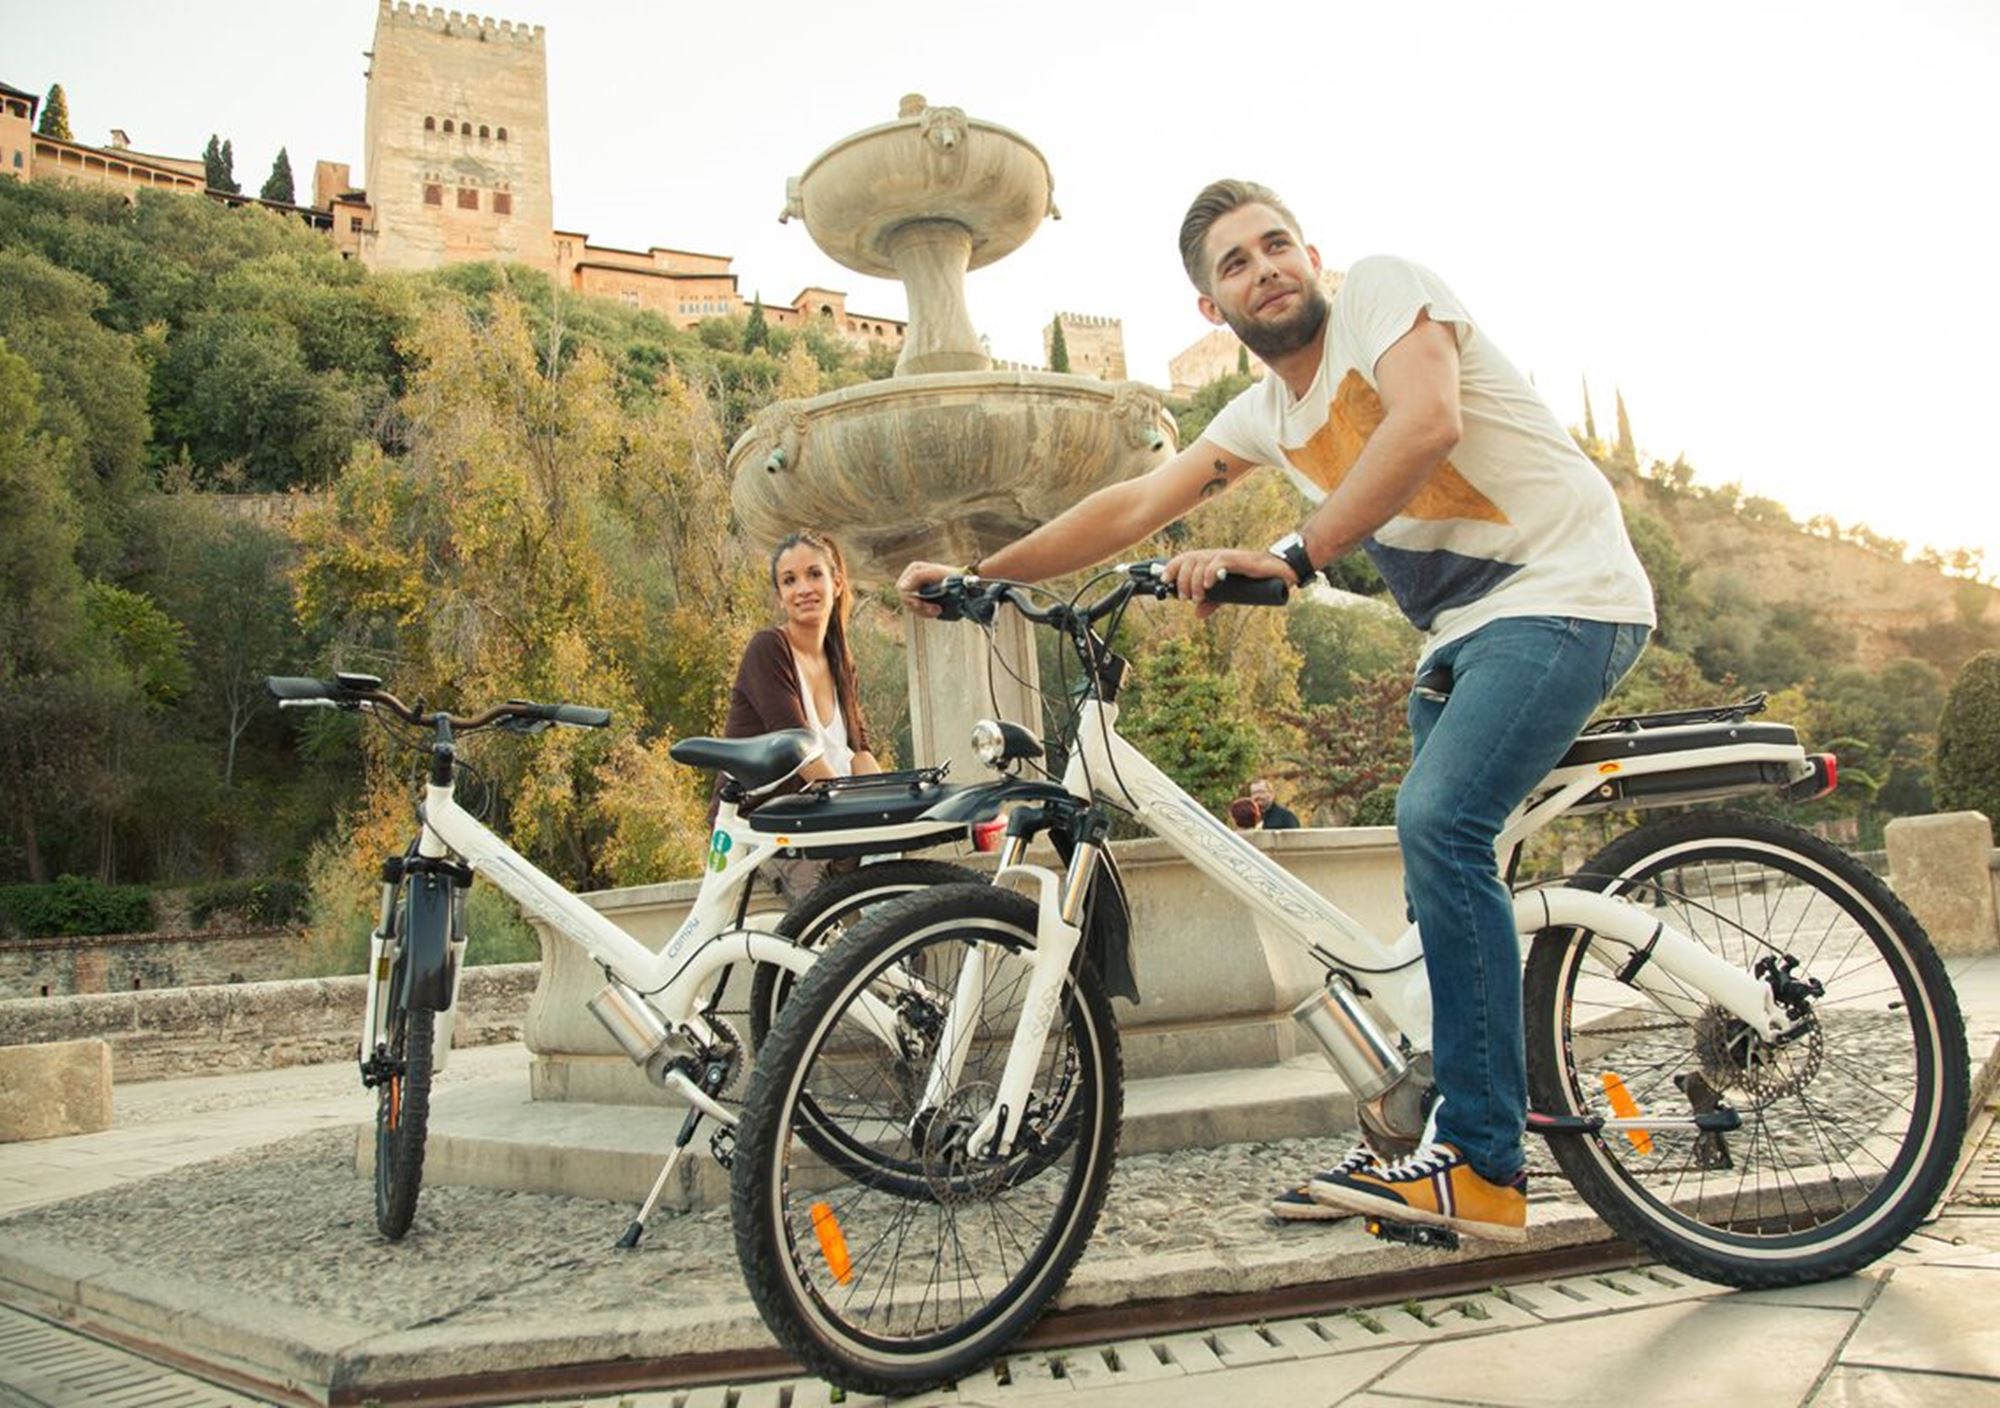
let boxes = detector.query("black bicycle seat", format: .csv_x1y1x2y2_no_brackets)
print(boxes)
669,729,816,789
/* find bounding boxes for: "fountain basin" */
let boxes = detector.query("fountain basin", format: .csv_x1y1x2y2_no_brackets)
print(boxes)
729,370,1178,582
782,102,1055,280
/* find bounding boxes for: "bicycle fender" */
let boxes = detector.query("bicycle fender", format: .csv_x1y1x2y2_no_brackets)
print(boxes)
1054,835,1138,1006
918,778,1077,824
400,870,455,1011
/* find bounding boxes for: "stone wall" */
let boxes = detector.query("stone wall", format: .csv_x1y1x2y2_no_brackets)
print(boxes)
0,930,295,1000
0,964,536,1083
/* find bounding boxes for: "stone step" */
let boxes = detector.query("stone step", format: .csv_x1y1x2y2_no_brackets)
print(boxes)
373,1057,1363,1209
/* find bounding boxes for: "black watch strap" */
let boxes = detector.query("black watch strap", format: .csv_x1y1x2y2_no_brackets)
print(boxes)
1269,533,1316,589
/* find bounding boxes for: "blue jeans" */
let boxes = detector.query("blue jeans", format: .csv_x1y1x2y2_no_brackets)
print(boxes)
1396,616,1649,1182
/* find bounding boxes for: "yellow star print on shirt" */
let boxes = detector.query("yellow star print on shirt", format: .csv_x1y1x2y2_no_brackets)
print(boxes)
1282,370,1510,524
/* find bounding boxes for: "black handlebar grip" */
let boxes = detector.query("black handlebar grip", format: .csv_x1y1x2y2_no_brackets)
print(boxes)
550,704,612,729
1202,573,1292,608
265,676,331,701
917,580,966,622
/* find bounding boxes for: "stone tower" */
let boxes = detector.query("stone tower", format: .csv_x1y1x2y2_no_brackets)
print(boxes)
361,2,555,273
1043,313,1128,381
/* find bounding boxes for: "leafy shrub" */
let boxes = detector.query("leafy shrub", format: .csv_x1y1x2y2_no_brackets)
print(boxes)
0,876,154,939
1936,650,2000,824
187,877,310,929
1351,785,1401,828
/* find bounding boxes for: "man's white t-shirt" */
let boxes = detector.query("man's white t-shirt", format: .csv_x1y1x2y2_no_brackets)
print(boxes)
1202,255,1655,660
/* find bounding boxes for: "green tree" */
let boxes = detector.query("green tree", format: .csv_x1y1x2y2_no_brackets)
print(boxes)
743,294,769,352
37,84,73,140
1936,651,2000,823
1613,387,1636,468
1581,376,1598,444
1048,317,1069,373
1119,635,1264,815
1282,671,1413,822
203,135,240,194
1236,341,1249,376
260,147,295,204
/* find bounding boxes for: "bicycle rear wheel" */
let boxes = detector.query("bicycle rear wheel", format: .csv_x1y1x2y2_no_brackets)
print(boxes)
373,983,435,1241
1524,810,1968,1286
733,884,1121,1395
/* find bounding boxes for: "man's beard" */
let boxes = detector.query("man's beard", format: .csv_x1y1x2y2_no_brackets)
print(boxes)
1224,284,1329,361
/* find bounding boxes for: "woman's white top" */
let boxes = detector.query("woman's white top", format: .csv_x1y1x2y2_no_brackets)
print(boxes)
795,655,855,777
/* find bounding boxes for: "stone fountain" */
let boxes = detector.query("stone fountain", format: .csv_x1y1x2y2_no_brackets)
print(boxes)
728,95,1178,774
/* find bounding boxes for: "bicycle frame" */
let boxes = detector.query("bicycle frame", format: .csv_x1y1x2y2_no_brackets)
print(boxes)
373,772,923,1123
952,694,1810,1159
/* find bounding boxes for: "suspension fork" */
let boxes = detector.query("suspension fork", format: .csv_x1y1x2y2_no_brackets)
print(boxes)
948,813,1104,1160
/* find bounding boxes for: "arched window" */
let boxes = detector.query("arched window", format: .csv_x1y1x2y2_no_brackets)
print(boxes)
479,125,490,139
425,116,436,131
496,127,508,142
820,304,833,318
443,119,455,134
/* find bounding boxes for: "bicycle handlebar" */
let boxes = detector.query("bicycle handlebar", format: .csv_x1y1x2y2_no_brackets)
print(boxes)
917,558,1289,627
263,675,612,733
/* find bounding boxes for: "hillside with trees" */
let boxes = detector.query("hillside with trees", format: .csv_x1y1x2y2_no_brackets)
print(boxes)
1,176,1991,966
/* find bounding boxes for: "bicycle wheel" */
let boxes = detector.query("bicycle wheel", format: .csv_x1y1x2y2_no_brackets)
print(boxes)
733,884,1122,1395
373,977,436,1241
748,858,984,1048
1524,809,1968,1286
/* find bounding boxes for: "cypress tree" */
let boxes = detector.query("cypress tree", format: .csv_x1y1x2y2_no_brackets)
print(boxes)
37,84,73,140
218,138,240,193
743,294,769,352
1582,376,1598,444
1236,341,1249,375
1614,387,1636,464
203,135,226,191
1048,317,1070,373
260,147,295,204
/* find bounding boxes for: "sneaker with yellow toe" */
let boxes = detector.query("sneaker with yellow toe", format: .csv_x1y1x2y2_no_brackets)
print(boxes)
1307,1138,1528,1243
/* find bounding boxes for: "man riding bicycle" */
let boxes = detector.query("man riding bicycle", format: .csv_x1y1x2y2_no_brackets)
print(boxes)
898,178,1655,1243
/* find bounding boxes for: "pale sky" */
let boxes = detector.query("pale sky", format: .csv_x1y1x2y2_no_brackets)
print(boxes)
10,0,1999,569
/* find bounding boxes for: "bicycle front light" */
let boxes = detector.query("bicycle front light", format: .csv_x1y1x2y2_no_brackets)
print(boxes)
971,718,1007,767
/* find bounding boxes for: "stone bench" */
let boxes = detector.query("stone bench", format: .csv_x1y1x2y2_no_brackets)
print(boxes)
0,1038,112,1141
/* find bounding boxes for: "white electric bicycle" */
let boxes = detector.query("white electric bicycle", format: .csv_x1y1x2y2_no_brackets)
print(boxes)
266,673,990,1244
729,564,1970,1394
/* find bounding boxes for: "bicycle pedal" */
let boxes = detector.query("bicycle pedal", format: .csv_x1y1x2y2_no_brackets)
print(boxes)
1364,1216,1461,1251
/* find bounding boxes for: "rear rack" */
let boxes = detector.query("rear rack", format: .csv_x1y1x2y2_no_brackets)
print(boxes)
799,764,950,797
1581,692,1768,735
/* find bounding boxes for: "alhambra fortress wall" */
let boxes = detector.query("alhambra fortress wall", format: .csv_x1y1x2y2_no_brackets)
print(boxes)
1,3,1158,376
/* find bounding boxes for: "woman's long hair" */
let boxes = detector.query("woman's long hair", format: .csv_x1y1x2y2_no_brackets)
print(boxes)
769,530,861,728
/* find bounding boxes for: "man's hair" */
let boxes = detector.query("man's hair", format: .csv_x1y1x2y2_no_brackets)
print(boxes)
1178,179,1303,293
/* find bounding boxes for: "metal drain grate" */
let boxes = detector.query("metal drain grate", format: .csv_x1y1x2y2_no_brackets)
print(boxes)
0,1304,268,1407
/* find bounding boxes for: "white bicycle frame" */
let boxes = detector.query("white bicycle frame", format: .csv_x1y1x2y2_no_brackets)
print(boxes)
364,764,943,1123
953,695,1817,1158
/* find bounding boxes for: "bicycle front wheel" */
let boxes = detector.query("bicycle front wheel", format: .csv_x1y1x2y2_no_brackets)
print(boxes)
1524,809,1968,1286
373,985,436,1241
732,884,1122,1396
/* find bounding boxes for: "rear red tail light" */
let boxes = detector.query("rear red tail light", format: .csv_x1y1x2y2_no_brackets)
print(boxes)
972,818,1007,853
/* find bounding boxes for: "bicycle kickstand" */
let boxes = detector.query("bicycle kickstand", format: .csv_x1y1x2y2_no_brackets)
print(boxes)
615,1105,703,1250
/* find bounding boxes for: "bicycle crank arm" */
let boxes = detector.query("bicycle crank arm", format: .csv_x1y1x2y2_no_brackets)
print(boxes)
1530,1108,1742,1137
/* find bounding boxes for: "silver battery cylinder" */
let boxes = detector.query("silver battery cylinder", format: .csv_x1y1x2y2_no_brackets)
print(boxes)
1291,979,1408,1102
588,980,672,1067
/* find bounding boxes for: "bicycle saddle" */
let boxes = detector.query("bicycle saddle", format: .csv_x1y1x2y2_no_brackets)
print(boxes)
669,729,818,789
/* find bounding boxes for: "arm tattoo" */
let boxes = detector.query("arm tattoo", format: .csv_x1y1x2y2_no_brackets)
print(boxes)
1199,459,1230,498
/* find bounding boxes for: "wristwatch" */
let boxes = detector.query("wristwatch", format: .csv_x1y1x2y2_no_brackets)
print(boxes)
1266,531,1319,589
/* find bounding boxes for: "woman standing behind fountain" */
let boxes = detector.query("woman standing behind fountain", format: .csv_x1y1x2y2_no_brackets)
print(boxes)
723,530,882,897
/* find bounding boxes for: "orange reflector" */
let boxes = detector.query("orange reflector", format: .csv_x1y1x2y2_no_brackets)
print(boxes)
809,1200,853,1284
1601,1072,1653,1154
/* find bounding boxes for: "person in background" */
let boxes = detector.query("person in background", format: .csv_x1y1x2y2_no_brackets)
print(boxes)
723,529,881,898
1227,796,1264,829
1250,777,1300,829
